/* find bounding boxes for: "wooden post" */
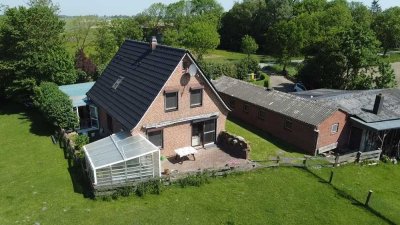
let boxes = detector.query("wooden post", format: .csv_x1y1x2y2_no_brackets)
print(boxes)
303,157,308,168
276,155,280,166
334,154,339,167
365,190,373,206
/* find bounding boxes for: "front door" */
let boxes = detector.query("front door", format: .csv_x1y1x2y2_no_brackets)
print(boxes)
191,119,216,147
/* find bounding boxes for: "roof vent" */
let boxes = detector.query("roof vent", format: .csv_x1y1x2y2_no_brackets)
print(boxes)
112,76,124,90
151,36,157,50
373,93,384,115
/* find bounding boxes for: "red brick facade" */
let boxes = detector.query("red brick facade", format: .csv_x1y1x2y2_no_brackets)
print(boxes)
220,93,346,155
97,55,228,157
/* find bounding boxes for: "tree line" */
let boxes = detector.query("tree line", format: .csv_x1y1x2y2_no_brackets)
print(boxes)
1,0,400,102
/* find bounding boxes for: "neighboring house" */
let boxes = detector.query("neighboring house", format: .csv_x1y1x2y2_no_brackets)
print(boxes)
212,76,347,155
294,88,400,156
59,82,98,136
83,38,230,187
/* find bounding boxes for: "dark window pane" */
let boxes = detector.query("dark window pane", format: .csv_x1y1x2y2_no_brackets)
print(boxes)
331,123,339,133
204,132,215,144
258,109,266,120
284,119,293,131
148,130,163,148
165,92,178,110
204,119,216,132
190,89,202,106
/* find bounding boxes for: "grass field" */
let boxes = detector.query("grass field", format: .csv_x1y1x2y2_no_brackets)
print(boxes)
309,164,400,224
0,103,391,225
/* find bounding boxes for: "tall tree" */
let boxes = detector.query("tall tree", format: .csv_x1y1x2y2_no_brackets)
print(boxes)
183,20,220,60
370,0,382,16
372,7,400,56
241,35,258,57
93,21,117,67
0,0,76,98
110,18,143,46
67,16,98,52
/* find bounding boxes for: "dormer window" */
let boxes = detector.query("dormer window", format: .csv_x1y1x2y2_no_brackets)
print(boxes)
112,76,124,90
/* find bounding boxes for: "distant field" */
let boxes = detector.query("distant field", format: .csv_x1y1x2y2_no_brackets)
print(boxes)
203,49,274,63
0,103,390,225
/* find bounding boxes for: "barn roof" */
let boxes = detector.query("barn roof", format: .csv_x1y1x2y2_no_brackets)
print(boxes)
212,76,338,126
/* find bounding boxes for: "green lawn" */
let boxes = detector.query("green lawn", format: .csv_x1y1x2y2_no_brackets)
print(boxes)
309,164,400,224
226,117,307,161
0,103,390,225
203,49,273,63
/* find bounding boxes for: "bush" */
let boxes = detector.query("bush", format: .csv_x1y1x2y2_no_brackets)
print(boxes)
198,61,237,79
264,77,270,88
235,56,260,80
33,82,78,129
259,72,266,80
177,172,210,188
73,134,89,150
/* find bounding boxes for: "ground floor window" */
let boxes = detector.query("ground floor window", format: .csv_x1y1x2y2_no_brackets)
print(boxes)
284,119,293,131
147,130,163,148
258,109,266,120
192,119,216,146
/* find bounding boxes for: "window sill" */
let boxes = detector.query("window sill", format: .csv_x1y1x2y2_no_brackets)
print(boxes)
165,108,178,112
190,104,202,108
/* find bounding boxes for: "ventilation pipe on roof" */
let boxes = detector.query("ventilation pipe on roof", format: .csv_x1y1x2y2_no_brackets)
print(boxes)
151,36,157,50
373,93,384,115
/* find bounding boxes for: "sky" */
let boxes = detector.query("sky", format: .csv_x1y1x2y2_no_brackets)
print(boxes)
1,0,398,16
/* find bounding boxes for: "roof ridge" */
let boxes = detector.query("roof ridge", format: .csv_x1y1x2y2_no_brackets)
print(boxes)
125,39,187,53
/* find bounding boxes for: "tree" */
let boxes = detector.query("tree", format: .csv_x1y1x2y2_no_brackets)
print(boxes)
372,7,400,56
67,16,98,52
0,0,76,98
241,35,258,57
93,21,117,66
183,21,220,60
75,49,98,81
370,0,382,16
136,3,167,38
33,82,78,129
235,56,259,80
266,20,304,74
298,24,388,90
110,18,143,46
375,62,397,88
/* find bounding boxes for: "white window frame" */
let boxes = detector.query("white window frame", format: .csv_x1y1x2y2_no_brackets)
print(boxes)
89,105,99,129
331,123,339,134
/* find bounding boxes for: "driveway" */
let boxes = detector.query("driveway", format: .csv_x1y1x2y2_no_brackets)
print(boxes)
259,63,294,92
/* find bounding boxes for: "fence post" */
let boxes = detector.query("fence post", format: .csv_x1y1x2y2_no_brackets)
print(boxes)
365,190,373,206
334,154,339,167
329,171,334,184
276,155,280,166
357,151,362,163
303,157,308,168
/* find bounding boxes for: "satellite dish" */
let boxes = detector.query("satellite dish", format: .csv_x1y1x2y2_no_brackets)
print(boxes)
188,64,197,77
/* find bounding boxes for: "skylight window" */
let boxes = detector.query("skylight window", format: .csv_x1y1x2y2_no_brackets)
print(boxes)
112,76,124,90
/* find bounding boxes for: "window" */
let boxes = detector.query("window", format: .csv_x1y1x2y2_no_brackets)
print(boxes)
190,89,203,107
284,119,293,131
229,99,236,109
165,92,178,111
112,76,124,90
203,119,216,144
243,104,249,113
258,109,266,120
148,130,163,148
331,123,339,134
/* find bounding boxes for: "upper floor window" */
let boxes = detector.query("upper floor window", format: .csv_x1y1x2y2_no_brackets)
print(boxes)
258,109,266,120
190,89,203,107
284,118,293,131
165,91,178,111
331,123,339,134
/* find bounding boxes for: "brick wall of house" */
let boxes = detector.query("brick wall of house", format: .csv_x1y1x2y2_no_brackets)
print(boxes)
220,93,318,155
316,110,347,151
132,55,229,156
98,106,124,136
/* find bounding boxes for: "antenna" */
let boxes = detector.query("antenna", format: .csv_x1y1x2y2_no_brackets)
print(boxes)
188,64,197,77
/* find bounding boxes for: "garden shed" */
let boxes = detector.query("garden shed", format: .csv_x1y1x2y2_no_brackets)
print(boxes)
83,132,161,188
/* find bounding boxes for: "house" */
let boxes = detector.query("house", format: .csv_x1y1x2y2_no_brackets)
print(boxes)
212,76,347,155
83,38,230,187
59,82,98,136
294,88,400,157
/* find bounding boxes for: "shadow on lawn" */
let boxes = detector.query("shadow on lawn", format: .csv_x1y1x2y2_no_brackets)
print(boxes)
0,101,54,136
228,116,300,155
67,160,94,199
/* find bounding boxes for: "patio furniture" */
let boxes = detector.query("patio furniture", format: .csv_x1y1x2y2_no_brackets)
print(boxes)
175,146,198,162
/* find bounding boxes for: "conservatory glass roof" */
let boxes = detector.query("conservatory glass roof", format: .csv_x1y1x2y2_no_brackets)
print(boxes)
83,132,159,169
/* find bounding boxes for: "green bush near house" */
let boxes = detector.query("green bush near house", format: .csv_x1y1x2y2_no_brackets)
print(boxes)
72,134,89,150
198,61,237,79
33,82,78,129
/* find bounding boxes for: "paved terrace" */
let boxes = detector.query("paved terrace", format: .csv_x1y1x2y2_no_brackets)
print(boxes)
161,146,250,174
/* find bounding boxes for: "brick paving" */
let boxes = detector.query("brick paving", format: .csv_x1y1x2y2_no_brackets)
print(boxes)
161,146,249,174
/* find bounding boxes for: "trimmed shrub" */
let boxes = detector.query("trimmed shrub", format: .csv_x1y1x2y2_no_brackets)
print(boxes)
33,82,78,129
73,134,89,150
235,56,259,80
177,172,210,188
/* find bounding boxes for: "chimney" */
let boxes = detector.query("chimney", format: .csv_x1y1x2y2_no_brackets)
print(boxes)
373,93,384,115
151,36,157,50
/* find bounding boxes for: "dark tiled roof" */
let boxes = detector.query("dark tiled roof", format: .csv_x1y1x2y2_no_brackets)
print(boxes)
311,89,400,123
212,76,338,126
87,40,186,130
